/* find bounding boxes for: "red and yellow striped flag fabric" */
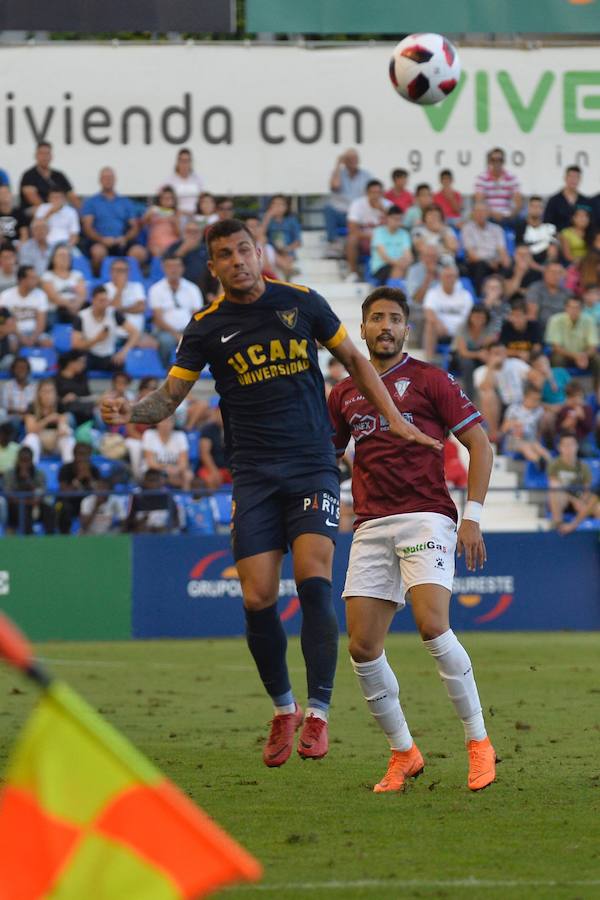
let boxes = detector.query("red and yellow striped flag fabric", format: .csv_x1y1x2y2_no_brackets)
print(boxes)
0,680,261,899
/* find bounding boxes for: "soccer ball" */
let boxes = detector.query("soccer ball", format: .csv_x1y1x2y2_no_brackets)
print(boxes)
389,33,461,106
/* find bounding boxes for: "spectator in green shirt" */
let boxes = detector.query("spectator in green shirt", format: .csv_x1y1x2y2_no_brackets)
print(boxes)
545,296,600,387
547,433,599,533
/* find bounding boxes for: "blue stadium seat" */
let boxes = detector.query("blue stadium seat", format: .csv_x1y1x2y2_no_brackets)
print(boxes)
505,229,516,257
587,459,600,489
90,456,124,481
147,256,165,286
71,255,93,282
100,256,143,284
18,347,57,376
51,323,73,353
212,490,233,525
37,459,61,492
124,348,165,379
186,430,200,464
523,461,549,489
460,276,477,301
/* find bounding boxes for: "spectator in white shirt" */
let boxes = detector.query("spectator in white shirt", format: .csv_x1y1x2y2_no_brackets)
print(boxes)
159,148,204,218
149,256,203,366
41,245,86,324
474,342,531,443
80,476,124,534
1,265,50,349
34,188,80,247
103,258,157,348
423,262,473,361
18,219,52,277
0,244,18,293
1,357,35,430
142,416,193,490
461,202,511,295
72,285,139,372
346,179,392,282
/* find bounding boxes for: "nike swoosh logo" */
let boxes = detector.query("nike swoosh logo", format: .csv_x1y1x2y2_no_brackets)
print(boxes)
325,519,338,527
221,331,241,343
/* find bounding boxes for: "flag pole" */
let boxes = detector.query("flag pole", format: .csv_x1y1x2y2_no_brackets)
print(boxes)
0,612,67,687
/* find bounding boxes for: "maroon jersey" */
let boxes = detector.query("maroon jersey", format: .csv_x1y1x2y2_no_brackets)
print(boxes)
328,354,482,526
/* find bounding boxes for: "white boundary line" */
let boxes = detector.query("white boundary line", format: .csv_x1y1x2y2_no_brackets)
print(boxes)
231,878,600,892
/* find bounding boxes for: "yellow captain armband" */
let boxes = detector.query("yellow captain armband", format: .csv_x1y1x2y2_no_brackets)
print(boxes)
324,325,348,351
169,366,200,382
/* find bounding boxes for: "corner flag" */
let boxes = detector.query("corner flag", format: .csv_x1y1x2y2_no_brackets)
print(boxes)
0,615,261,899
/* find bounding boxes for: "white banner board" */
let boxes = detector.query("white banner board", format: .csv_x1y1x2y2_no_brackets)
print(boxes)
0,44,599,197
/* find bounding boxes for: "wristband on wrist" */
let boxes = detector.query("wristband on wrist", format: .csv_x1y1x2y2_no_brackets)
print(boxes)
463,500,483,523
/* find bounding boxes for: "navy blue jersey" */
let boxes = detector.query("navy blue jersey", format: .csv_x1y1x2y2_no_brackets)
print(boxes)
170,278,347,469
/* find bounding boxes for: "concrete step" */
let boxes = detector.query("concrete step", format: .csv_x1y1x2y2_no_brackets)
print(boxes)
296,258,340,276
489,470,519,489
482,505,540,530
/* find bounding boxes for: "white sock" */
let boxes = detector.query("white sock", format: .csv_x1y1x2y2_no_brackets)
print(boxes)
423,629,487,743
305,706,328,722
351,652,413,751
274,702,296,715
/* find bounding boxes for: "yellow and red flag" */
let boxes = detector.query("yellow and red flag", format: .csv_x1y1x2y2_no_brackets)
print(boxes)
0,679,261,899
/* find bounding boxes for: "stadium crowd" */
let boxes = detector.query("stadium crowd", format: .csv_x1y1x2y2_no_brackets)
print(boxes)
0,142,599,535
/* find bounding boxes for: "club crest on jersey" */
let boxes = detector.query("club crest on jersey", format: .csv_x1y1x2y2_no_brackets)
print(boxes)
276,308,298,330
395,378,411,399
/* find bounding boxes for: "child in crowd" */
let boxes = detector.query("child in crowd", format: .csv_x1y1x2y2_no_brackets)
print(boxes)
501,384,552,466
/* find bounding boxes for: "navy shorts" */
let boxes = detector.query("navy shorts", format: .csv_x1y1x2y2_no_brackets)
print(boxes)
230,463,340,562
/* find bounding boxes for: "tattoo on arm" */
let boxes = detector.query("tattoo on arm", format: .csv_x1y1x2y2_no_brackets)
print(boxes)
130,377,193,424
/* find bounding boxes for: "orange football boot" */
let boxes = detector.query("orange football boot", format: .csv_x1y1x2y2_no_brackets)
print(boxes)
373,743,425,793
467,736,496,790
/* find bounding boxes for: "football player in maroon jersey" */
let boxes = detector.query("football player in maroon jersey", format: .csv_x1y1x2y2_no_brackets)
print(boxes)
328,287,497,792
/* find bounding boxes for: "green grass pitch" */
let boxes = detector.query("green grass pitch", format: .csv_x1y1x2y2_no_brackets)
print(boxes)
1,633,599,899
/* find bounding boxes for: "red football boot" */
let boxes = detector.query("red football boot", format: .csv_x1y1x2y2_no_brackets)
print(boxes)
297,714,329,760
262,704,303,768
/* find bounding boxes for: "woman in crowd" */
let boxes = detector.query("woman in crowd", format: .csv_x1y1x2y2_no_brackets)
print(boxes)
559,206,593,265
565,231,600,296
411,204,459,263
142,186,182,258
193,192,219,233
41,244,87,324
453,306,496,398
141,416,193,490
22,378,74,463
160,148,204,218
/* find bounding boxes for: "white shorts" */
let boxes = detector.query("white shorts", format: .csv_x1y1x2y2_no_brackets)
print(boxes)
342,512,457,609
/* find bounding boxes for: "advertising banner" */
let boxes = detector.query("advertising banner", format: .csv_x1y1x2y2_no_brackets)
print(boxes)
0,45,599,196
247,0,600,35
0,535,131,640
132,532,600,639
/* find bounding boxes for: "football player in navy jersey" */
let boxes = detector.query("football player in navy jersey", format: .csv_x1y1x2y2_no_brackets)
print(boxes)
102,220,441,768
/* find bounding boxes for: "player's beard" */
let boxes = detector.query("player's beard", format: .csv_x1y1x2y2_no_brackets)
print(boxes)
369,331,406,360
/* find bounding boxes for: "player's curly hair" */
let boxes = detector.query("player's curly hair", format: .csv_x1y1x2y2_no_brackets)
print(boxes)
361,287,410,323
205,218,255,258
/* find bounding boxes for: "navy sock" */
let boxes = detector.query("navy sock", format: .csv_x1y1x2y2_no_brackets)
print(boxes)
244,605,292,702
297,577,339,711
